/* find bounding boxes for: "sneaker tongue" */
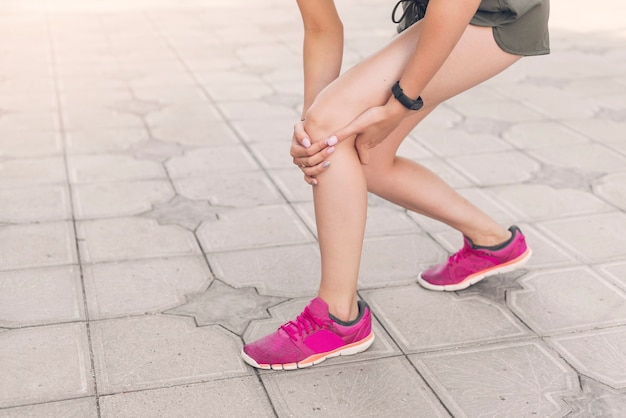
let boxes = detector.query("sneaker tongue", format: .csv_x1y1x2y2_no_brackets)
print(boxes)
306,297,330,320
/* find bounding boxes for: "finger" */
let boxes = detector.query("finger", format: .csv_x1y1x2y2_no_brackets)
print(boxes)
304,174,318,186
302,161,330,184
294,122,311,148
291,138,331,159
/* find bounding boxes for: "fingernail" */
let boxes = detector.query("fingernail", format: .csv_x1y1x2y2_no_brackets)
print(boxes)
302,138,311,148
326,136,338,146
311,179,318,186
322,161,331,168
326,146,335,155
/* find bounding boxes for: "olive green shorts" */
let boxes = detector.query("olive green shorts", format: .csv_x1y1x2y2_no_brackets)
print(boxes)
470,0,550,56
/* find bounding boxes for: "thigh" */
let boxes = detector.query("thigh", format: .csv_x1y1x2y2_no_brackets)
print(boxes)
370,24,521,166
306,22,520,158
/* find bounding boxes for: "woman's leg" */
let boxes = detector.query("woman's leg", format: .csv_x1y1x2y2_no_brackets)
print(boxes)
302,22,520,321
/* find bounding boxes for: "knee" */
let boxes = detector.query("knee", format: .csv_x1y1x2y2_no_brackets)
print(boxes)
302,103,336,144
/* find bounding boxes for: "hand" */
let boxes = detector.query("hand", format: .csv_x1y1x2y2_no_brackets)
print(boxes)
334,99,410,164
290,121,337,186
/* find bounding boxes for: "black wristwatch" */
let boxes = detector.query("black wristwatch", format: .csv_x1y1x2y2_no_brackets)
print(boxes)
391,81,424,111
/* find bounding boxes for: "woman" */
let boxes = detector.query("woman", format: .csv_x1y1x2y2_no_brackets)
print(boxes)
242,0,549,370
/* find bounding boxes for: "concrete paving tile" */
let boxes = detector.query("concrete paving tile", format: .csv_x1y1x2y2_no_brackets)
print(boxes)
166,145,259,178
77,217,201,263
359,234,447,288
593,173,626,211
538,212,626,263
529,164,600,191
57,75,127,92
447,150,540,186
151,120,239,146
142,196,218,230
230,118,296,144
562,119,626,144
363,285,531,353
0,398,97,418
0,222,77,271
217,100,299,121
410,341,579,417
173,172,284,207
197,205,314,252
509,267,626,335
267,168,313,203
525,93,601,120
549,327,626,389
416,128,512,158
0,79,54,96
452,100,547,122
0,131,63,158
107,98,164,117
488,184,614,221
0,323,93,408
561,377,626,418
0,185,71,223
0,91,57,112
0,157,67,188
72,180,174,219
606,139,626,157
248,142,294,169
262,357,450,418
168,280,285,334
83,256,211,319
145,103,223,132
0,266,84,327
528,143,626,173
59,88,133,109
67,155,166,184
131,85,210,104
502,120,590,150
62,108,144,130
91,315,249,394
99,377,274,418
208,244,320,297
204,81,274,102
597,262,626,292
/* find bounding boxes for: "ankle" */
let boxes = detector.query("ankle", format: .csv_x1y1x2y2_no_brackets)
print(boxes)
323,298,359,323
467,228,512,248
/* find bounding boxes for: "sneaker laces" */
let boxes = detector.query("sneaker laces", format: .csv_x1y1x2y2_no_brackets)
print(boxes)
280,307,328,342
448,243,474,265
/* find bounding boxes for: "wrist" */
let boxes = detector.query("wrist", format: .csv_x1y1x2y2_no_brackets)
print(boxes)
390,81,424,111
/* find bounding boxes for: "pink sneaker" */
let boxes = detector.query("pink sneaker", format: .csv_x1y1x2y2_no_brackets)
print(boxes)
241,297,374,370
417,226,532,292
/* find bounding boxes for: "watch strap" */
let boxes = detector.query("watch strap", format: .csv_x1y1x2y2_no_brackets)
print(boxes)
391,81,424,111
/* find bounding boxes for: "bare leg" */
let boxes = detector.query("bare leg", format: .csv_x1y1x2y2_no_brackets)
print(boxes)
303,23,520,321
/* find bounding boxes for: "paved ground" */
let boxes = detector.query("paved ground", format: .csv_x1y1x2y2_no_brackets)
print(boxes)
1,0,626,416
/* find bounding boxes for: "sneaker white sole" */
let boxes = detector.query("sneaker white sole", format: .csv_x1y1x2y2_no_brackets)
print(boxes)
241,331,375,371
417,248,532,292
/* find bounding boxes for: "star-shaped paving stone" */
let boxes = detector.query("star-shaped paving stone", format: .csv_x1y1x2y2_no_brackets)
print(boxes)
166,280,286,335
458,269,526,305
562,377,626,417
529,164,600,191
143,195,221,230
